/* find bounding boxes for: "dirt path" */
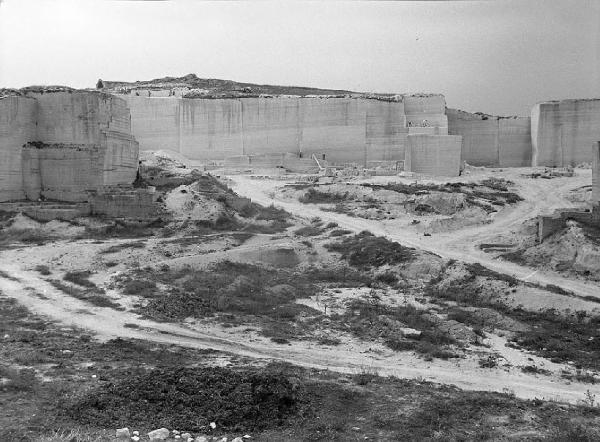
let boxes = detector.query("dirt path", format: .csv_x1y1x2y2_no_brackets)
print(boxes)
229,175,600,299
1,262,598,405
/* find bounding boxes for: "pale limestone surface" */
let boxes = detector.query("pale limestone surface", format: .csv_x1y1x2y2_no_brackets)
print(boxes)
446,108,531,167
594,142,599,205
531,99,600,167
0,96,37,201
123,95,447,166
404,134,463,176
0,91,138,202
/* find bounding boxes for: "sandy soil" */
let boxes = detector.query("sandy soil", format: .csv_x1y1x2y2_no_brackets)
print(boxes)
1,166,599,406
229,168,600,299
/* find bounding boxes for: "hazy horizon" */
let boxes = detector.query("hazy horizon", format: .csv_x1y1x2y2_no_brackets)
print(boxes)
1,0,598,116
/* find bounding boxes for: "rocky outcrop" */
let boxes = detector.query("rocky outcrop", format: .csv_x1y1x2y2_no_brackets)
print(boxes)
447,109,531,167
531,99,600,167
0,91,139,202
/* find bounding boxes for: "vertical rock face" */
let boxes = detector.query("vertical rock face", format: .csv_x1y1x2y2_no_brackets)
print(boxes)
405,134,463,176
531,99,600,167
593,142,600,206
123,96,420,165
0,91,138,202
0,96,37,201
447,109,531,167
404,95,448,132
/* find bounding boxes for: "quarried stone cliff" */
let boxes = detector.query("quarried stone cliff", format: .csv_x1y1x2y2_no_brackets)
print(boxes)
0,91,139,202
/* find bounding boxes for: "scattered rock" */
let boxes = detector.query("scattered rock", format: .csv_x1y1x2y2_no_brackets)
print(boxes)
148,428,170,440
232,438,243,442
194,437,209,442
116,427,130,439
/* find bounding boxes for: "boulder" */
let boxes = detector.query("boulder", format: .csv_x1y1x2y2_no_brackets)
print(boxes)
195,437,209,442
116,428,130,439
148,428,170,440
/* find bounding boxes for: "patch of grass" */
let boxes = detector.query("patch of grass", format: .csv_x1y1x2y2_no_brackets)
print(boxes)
299,188,350,204
334,297,458,359
63,271,96,288
254,204,291,222
99,241,146,254
0,365,38,392
330,228,353,237
121,279,157,298
521,365,551,375
243,220,291,234
325,231,415,268
35,265,51,275
0,269,20,282
65,365,306,432
294,226,323,237
0,228,57,248
427,262,600,370
48,279,122,310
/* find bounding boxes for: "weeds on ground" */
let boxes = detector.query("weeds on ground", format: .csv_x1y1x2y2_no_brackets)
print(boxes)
294,226,323,237
333,296,458,359
35,265,52,275
299,188,351,204
99,241,146,254
63,271,97,288
325,231,415,268
49,279,122,310
427,262,600,370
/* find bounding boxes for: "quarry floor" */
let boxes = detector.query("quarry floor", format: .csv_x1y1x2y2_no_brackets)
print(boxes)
228,168,598,299
1,166,600,417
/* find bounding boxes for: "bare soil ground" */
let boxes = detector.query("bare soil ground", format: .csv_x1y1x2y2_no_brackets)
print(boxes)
2,163,600,440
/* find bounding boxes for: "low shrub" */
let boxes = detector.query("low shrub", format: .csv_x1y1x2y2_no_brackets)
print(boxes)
63,271,96,288
66,366,306,432
299,188,350,204
325,231,415,268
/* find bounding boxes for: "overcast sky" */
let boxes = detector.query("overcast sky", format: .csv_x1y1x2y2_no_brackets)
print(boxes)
0,0,598,115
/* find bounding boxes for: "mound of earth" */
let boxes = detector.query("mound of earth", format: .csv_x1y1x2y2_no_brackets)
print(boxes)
507,221,600,280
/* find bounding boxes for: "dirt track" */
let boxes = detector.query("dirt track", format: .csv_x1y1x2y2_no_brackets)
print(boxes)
1,169,599,405
229,173,600,300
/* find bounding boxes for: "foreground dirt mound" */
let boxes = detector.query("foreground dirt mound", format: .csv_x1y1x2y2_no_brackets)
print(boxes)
66,366,306,432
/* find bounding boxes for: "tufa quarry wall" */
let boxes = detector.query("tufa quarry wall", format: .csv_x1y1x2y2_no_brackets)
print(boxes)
594,141,600,206
446,109,531,167
405,134,462,176
531,99,600,167
122,94,454,170
0,91,139,203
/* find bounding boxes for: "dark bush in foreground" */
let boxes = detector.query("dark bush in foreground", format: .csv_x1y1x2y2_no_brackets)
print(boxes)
325,231,415,268
66,366,306,432
299,188,350,204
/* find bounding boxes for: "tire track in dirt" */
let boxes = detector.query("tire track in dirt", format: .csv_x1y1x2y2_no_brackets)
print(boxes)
1,263,598,405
